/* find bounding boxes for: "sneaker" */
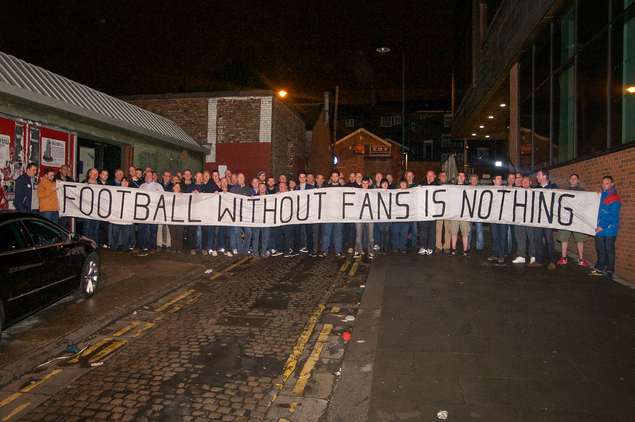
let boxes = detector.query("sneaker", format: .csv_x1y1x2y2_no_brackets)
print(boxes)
354,251,361,258
557,257,567,265
606,271,614,280
219,248,225,253
309,251,317,257
418,247,426,255
368,253,374,259
512,256,526,264
300,247,308,253
348,248,354,253
270,249,283,257
373,244,380,250
426,249,433,255
149,249,156,254
288,251,300,257
263,251,271,258
444,248,451,254
529,257,536,264
336,252,344,258
450,249,457,256
232,249,238,255
225,250,233,257
202,249,208,255
587,269,604,276
211,250,218,257
401,250,407,254
498,257,505,263
548,262,556,270
190,249,196,255
577,258,590,267
133,248,140,254
528,261,542,267
435,248,442,253
487,255,498,261
318,252,326,258
462,250,468,256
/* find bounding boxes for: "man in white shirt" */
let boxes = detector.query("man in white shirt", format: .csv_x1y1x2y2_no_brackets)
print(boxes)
135,170,164,253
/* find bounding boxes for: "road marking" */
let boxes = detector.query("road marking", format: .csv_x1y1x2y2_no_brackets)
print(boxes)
222,257,250,272
89,340,126,363
292,324,333,396
339,261,350,273
113,322,140,337
20,369,63,392
166,292,203,314
155,290,195,312
209,273,222,280
68,339,112,363
2,402,30,421
131,322,154,338
349,261,360,276
0,393,21,409
274,304,325,401
331,307,340,313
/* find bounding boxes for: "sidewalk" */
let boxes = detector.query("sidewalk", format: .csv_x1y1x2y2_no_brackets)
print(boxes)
329,249,635,422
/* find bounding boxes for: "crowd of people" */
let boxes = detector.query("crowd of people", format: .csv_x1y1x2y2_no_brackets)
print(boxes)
17,164,621,280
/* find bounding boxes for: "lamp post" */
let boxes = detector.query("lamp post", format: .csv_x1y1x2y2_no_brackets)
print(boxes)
377,41,406,172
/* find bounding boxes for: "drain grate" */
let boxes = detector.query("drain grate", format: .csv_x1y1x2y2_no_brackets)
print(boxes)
214,316,271,327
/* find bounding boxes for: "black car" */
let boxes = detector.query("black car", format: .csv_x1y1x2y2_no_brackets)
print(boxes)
0,210,100,337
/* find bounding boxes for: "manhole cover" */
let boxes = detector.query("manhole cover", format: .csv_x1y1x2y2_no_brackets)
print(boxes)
214,316,271,327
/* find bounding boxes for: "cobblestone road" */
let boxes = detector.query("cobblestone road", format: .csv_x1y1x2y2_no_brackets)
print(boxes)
1,251,370,422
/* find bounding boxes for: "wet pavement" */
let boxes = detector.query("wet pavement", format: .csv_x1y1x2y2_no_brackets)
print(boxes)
328,247,635,422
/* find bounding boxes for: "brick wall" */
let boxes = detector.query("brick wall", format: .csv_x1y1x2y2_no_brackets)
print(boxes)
548,147,634,282
271,98,306,180
216,98,262,144
307,109,333,178
126,98,208,145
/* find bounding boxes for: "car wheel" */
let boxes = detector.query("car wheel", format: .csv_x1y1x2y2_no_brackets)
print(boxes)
75,252,100,299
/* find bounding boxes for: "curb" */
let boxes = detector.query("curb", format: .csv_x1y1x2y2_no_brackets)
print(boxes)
0,270,206,389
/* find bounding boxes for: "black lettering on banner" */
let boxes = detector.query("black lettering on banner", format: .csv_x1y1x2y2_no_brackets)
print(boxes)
134,192,150,220
97,188,112,218
117,190,132,219
239,198,244,223
497,189,511,220
248,197,260,223
171,194,185,223
478,190,493,219
424,189,429,217
377,192,391,220
280,196,294,223
538,191,555,224
154,195,167,221
395,192,410,219
297,194,310,221
62,185,76,213
188,195,201,223
79,186,94,216
461,190,477,218
218,196,237,223
513,190,528,223
432,189,446,218
263,197,277,224
359,193,373,220
557,193,575,226
530,191,536,223
342,192,355,219
313,191,326,220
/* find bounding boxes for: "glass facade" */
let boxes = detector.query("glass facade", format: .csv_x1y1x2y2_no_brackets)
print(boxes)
518,0,635,170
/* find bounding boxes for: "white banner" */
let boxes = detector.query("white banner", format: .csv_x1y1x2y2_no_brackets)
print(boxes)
57,182,600,235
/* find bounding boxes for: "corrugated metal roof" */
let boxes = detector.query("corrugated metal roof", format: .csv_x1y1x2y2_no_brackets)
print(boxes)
0,51,204,152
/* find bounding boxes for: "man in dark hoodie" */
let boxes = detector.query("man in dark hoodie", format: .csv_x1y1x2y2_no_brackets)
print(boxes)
229,173,254,254
528,169,559,269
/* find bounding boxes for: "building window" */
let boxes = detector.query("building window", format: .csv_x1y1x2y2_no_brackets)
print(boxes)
380,116,393,127
441,134,451,147
393,115,402,125
345,118,355,128
444,113,452,127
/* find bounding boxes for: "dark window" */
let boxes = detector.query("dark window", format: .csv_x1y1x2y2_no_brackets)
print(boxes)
553,2,575,72
578,0,609,49
519,52,533,102
534,82,551,168
534,26,552,88
0,222,28,253
553,64,576,164
519,97,533,170
21,219,67,247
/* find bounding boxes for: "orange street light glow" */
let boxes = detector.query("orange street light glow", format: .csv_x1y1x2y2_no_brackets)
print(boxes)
627,87,635,93
278,90,287,97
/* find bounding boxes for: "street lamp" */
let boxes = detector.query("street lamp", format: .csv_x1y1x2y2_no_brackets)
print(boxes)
376,41,406,172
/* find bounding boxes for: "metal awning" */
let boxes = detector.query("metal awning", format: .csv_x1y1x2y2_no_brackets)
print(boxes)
0,51,205,153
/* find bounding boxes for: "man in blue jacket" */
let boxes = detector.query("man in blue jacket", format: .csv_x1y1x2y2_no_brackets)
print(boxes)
588,176,622,280
14,163,38,212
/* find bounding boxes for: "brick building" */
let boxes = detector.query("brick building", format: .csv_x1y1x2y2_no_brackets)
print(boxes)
334,128,406,179
123,91,308,180
452,0,635,282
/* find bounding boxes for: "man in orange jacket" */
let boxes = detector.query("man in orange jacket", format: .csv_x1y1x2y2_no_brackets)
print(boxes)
37,168,59,224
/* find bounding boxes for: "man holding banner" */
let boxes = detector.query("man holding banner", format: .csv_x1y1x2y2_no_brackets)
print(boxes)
135,170,164,254
529,169,559,269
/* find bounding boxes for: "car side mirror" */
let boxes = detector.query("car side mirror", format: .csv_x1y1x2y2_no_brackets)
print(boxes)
70,233,82,242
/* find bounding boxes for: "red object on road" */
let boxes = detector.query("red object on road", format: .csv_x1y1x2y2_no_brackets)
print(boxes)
342,332,351,341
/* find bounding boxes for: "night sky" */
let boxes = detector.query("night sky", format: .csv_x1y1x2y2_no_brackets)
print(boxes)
1,1,453,104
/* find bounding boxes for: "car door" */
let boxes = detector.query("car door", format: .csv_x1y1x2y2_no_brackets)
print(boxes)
19,219,82,304
0,221,44,323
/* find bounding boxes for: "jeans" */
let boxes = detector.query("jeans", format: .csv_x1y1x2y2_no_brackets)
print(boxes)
533,227,555,264
355,223,374,253
82,219,100,244
408,222,418,247
110,224,130,251
321,223,343,254
392,222,409,251
214,226,230,251
595,235,616,273
251,227,270,256
490,223,507,259
138,223,158,251
41,210,59,225
294,224,313,253
515,225,535,258
230,227,252,254
418,220,436,250
468,222,484,251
